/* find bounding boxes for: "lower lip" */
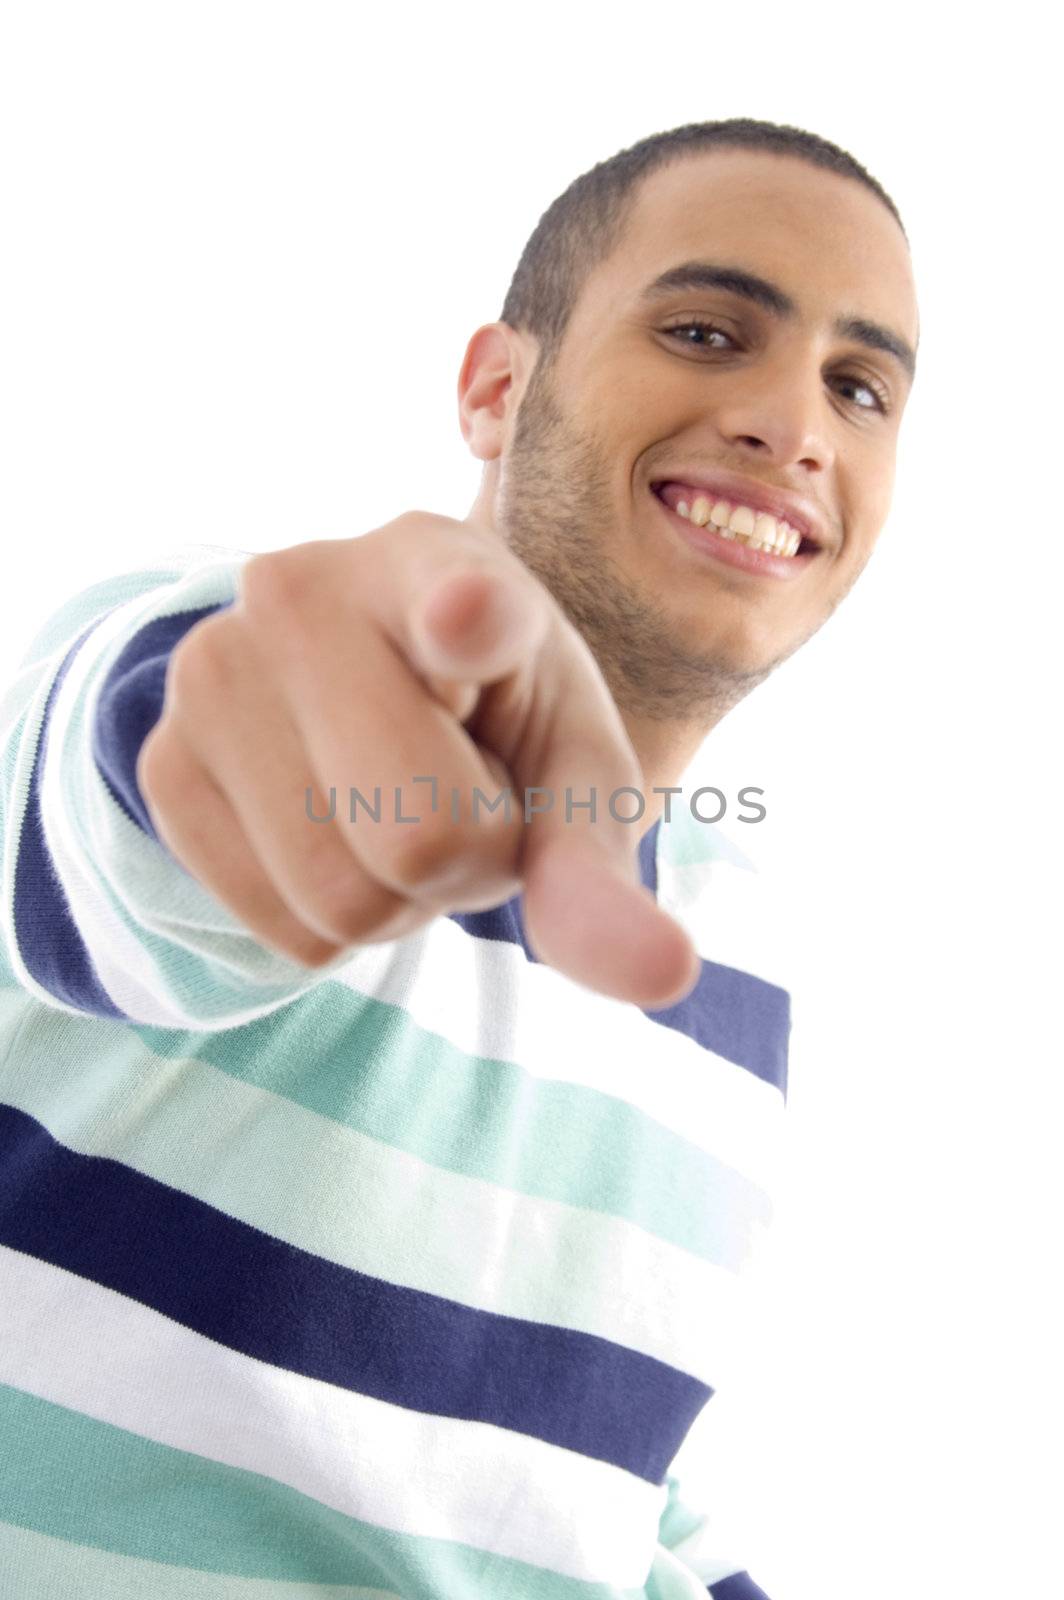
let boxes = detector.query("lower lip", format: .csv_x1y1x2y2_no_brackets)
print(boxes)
650,489,818,581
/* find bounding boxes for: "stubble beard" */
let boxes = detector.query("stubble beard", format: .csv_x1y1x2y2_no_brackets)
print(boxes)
493,360,785,725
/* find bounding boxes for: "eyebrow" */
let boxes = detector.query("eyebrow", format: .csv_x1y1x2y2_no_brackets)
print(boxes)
636,260,917,383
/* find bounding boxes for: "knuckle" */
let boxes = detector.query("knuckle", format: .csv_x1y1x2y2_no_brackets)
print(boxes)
394,508,458,537
136,719,180,806
309,908,367,950
287,934,346,969
263,926,342,969
302,866,378,947
167,614,236,706
235,877,344,970
379,817,478,894
239,549,303,617
396,510,505,569
238,544,344,654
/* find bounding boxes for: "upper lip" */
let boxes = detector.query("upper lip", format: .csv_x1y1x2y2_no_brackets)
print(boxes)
650,468,830,549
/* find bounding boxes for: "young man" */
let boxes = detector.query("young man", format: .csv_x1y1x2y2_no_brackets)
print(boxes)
0,117,919,1598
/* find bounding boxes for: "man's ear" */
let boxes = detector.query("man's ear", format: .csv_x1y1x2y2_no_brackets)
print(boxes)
457,322,535,461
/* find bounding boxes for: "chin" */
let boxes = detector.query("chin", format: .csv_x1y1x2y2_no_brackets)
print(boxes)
680,618,793,679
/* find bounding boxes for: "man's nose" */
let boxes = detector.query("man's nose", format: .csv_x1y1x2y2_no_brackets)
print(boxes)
709,353,835,472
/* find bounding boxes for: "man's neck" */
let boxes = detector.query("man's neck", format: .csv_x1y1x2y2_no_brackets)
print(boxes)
621,708,721,834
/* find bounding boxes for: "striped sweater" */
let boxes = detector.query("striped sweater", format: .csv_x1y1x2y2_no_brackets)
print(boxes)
0,543,789,1599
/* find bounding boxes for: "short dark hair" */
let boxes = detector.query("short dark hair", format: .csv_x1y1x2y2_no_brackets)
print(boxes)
499,117,906,372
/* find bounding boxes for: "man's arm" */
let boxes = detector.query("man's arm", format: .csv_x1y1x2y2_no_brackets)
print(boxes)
1,520,699,1027
0,542,355,1027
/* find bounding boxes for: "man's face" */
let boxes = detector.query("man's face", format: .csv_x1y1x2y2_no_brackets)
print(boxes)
469,149,919,724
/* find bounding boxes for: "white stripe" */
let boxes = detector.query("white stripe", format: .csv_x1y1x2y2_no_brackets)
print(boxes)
0,658,52,745
0,1246,667,1587
0,1519,401,1600
657,1516,748,1586
648,1542,744,1594
323,912,786,1193
0,987,746,1388
658,850,793,995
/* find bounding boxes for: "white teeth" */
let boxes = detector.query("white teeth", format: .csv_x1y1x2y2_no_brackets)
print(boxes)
670,494,803,557
727,505,757,537
754,512,779,550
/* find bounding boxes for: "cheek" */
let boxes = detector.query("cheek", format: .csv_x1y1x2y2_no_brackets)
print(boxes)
594,356,691,431
841,457,897,550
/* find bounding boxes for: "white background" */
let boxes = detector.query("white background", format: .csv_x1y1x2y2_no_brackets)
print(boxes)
1,4,1059,1597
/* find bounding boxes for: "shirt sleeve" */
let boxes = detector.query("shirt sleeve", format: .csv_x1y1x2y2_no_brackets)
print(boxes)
0,542,355,1029
648,1472,775,1598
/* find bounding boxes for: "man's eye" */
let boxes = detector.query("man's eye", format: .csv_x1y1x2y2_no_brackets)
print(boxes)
662,318,734,349
832,374,890,414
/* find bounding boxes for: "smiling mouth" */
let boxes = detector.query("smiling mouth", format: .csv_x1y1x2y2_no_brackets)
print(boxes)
650,482,820,557
649,483,821,580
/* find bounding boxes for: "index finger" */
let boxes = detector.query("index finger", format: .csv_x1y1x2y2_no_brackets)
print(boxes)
379,519,700,1008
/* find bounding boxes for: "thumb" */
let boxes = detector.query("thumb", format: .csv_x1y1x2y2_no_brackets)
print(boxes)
521,827,701,1008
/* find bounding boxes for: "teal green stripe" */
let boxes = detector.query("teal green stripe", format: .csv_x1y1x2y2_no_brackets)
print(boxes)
0,1385,648,1599
655,1475,706,1551
0,987,758,1328
0,1517,401,1600
130,980,768,1267
13,565,211,671
0,969,766,1269
658,806,754,871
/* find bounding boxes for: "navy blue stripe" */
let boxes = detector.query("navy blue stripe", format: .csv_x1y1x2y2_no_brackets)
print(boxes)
0,1103,712,1484
453,817,789,1098
451,889,538,964
13,617,127,1019
637,815,660,896
92,602,232,838
708,1572,773,1599
646,964,790,1099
